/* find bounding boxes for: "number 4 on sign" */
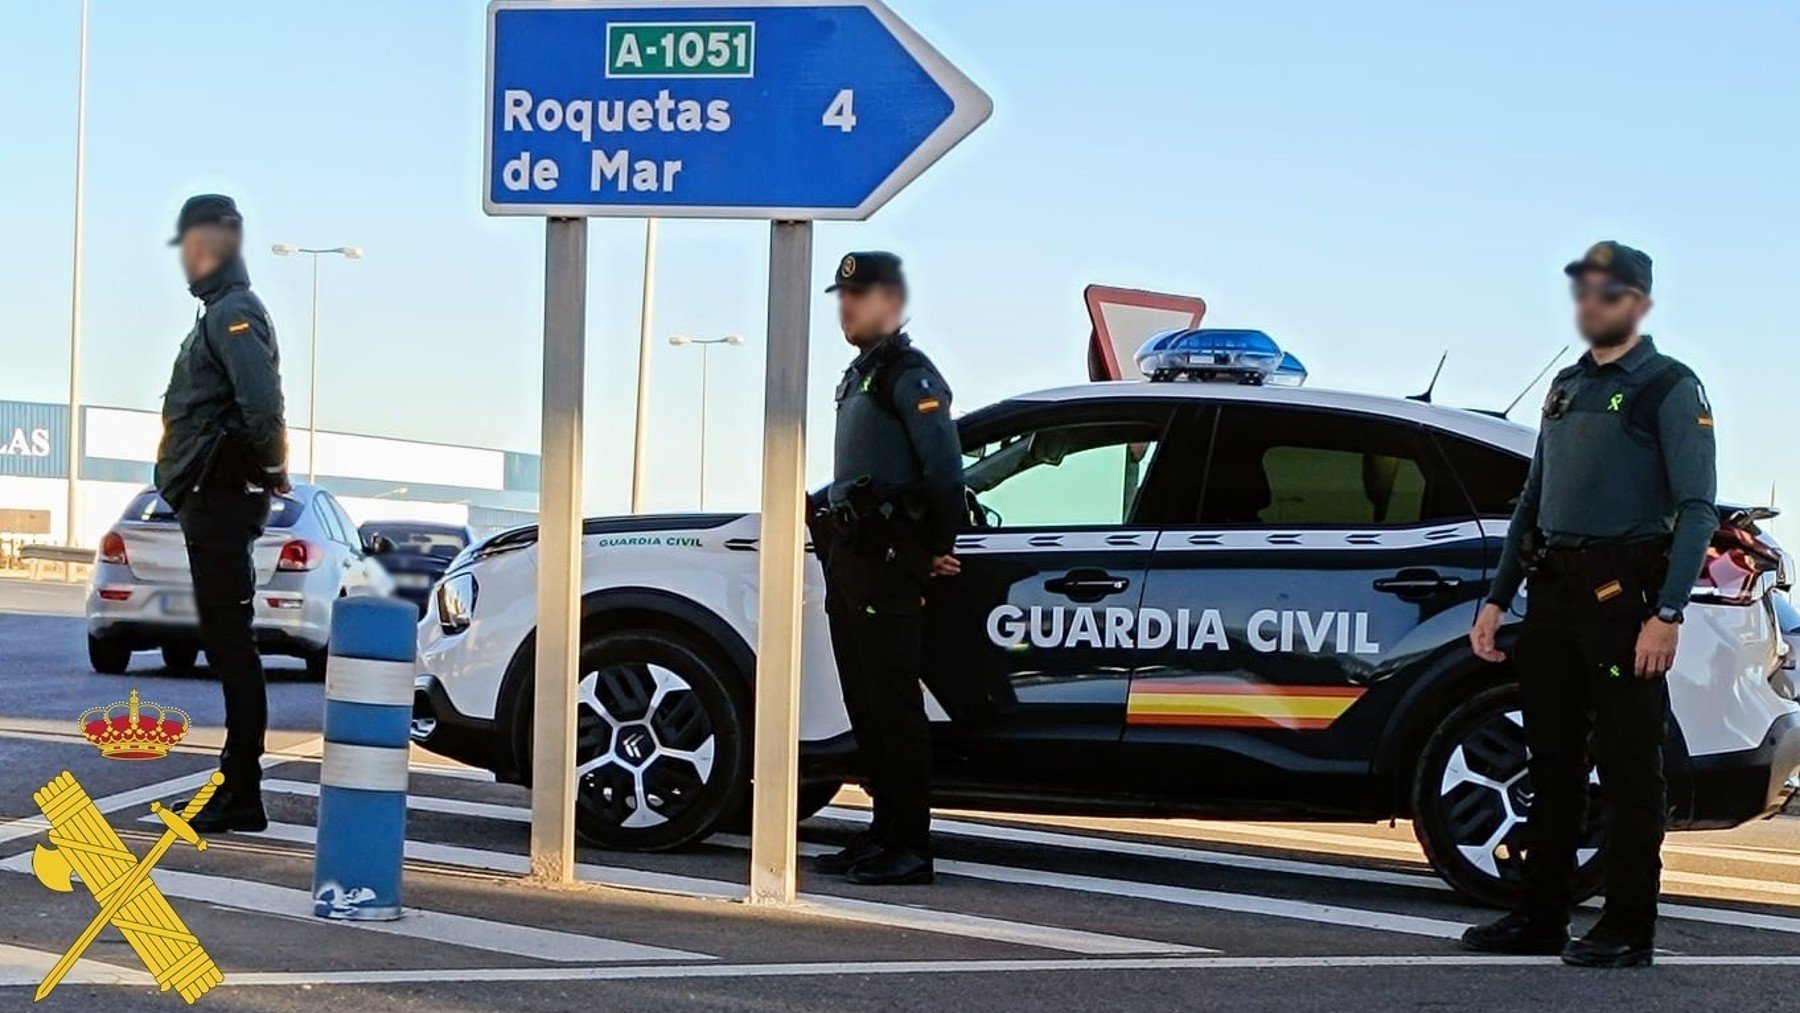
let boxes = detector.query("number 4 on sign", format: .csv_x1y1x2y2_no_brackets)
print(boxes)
823,89,856,132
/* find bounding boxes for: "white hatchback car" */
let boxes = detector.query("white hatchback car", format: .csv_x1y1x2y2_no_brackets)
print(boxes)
86,484,395,678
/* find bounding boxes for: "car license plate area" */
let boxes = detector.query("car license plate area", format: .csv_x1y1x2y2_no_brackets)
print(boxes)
161,592,196,617
393,573,433,590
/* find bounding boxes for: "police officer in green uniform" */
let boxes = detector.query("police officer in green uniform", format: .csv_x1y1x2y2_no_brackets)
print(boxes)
810,252,965,885
157,195,290,834
1465,242,1717,967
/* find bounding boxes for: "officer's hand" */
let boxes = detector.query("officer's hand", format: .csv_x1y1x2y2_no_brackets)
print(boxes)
1469,603,1506,663
930,554,961,577
1635,618,1679,679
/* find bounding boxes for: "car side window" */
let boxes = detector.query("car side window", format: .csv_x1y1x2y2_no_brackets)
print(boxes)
964,418,1166,529
1198,405,1468,526
314,494,350,546
327,496,361,548
1430,431,1531,517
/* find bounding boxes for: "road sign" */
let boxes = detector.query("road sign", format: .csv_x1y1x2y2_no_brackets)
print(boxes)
483,0,987,907
484,0,992,219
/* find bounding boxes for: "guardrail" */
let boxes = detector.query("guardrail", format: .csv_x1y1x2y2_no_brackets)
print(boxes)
15,545,95,584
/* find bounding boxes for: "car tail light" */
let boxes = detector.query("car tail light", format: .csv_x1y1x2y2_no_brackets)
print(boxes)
1694,525,1782,606
97,531,127,566
96,588,132,602
277,539,323,572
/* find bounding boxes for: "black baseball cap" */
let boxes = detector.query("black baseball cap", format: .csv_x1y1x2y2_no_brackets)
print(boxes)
168,194,243,245
1563,240,1652,294
826,251,905,293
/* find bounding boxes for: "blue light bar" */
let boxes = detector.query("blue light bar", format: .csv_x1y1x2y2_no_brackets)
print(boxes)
1135,328,1307,386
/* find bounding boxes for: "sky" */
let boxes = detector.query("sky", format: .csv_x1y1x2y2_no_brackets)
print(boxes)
3,1,1798,519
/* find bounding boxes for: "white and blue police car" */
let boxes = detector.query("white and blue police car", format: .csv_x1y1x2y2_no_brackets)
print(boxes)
413,329,1800,906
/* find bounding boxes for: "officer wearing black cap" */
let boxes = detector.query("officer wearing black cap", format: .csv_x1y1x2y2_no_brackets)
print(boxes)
157,194,289,833
810,251,965,885
1465,241,1717,967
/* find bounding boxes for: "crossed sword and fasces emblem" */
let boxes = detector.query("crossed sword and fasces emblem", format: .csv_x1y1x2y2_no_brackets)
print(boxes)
30,771,225,1003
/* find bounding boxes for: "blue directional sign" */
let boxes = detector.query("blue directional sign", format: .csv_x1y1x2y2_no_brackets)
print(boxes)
483,0,992,219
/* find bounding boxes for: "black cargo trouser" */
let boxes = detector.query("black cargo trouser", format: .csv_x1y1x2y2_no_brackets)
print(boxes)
1514,541,1672,941
177,482,272,793
822,529,934,854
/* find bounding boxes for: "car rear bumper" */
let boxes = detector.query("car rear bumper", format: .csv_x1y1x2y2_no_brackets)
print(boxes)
87,584,330,653
1680,710,1800,827
412,674,513,779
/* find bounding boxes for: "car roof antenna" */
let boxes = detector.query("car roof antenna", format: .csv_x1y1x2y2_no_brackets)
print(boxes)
1408,352,1448,403
1499,345,1570,419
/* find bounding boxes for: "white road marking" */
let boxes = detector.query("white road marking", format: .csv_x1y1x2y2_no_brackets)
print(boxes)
820,806,1434,889
240,817,1199,956
0,738,321,847
0,942,151,988
260,781,1800,942
91,952,1800,990
0,851,706,964
816,807,1800,938
264,778,524,822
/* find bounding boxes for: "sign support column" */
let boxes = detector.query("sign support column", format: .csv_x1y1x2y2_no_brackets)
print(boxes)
748,219,813,905
529,216,588,885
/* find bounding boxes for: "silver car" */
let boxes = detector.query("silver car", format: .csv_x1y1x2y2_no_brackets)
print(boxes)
85,484,395,678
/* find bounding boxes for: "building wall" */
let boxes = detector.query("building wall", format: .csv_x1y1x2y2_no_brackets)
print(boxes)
0,400,538,548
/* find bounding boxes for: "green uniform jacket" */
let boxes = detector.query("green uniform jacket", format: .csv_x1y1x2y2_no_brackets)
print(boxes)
829,333,965,555
1489,337,1717,614
154,257,288,508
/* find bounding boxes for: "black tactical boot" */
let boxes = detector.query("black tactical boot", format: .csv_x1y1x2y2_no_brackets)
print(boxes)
1562,919,1654,968
1461,912,1570,955
185,781,267,834
813,833,884,875
845,848,934,886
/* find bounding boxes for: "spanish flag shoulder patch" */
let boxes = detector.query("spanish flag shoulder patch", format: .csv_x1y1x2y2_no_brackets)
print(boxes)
1697,414,1714,428
916,397,942,414
226,320,252,335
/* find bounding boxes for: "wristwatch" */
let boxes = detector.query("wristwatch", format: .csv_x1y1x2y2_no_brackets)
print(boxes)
1655,605,1684,625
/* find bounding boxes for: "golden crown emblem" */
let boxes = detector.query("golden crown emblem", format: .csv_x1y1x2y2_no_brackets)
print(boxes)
80,689,190,761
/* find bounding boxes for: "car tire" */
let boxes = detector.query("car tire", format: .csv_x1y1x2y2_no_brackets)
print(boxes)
304,646,329,681
160,643,199,674
88,635,131,675
511,629,751,852
1412,683,1606,909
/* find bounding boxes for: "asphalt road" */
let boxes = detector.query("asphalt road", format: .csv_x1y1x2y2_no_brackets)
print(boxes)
2,584,1798,1012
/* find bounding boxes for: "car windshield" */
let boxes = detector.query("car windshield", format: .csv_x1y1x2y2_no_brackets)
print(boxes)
119,490,304,529
365,524,469,559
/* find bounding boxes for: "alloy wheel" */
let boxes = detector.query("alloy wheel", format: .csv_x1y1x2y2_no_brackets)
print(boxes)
1437,708,1602,881
574,662,717,830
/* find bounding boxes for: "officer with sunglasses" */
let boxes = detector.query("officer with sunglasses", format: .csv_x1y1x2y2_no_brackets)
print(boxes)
1464,241,1717,967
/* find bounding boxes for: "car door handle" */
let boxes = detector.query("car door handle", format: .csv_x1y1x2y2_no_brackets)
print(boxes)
1372,568,1463,601
1045,569,1132,603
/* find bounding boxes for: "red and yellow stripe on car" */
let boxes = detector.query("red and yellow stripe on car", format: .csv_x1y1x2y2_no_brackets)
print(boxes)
1127,681,1365,730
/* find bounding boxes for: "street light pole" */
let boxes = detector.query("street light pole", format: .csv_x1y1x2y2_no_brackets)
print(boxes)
63,0,88,546
668,334,744,510
272,244,362,483
629,218,658,513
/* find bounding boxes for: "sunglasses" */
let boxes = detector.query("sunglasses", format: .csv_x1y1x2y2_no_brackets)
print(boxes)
1570,280,1642,304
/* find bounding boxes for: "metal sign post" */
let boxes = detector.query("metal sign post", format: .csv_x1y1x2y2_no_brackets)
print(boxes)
484,0,988,899
748,220,812,904
528,218,588,883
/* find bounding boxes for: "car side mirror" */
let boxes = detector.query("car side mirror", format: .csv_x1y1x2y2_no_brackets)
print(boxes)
366,534,396,556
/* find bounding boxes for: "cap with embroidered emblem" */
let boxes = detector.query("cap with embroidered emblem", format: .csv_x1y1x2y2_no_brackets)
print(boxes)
826,251,905,293
1563,240,1652,294
168,194,243,246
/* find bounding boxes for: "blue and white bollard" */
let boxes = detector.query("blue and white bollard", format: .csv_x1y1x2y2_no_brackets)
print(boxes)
312,597,416,921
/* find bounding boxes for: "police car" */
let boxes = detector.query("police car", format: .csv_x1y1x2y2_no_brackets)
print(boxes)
414,329,1800,906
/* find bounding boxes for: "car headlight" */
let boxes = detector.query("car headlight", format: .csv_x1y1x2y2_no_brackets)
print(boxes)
436,572,478,634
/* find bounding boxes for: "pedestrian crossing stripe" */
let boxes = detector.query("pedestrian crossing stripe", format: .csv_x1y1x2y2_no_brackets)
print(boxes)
1126,682,1365,730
